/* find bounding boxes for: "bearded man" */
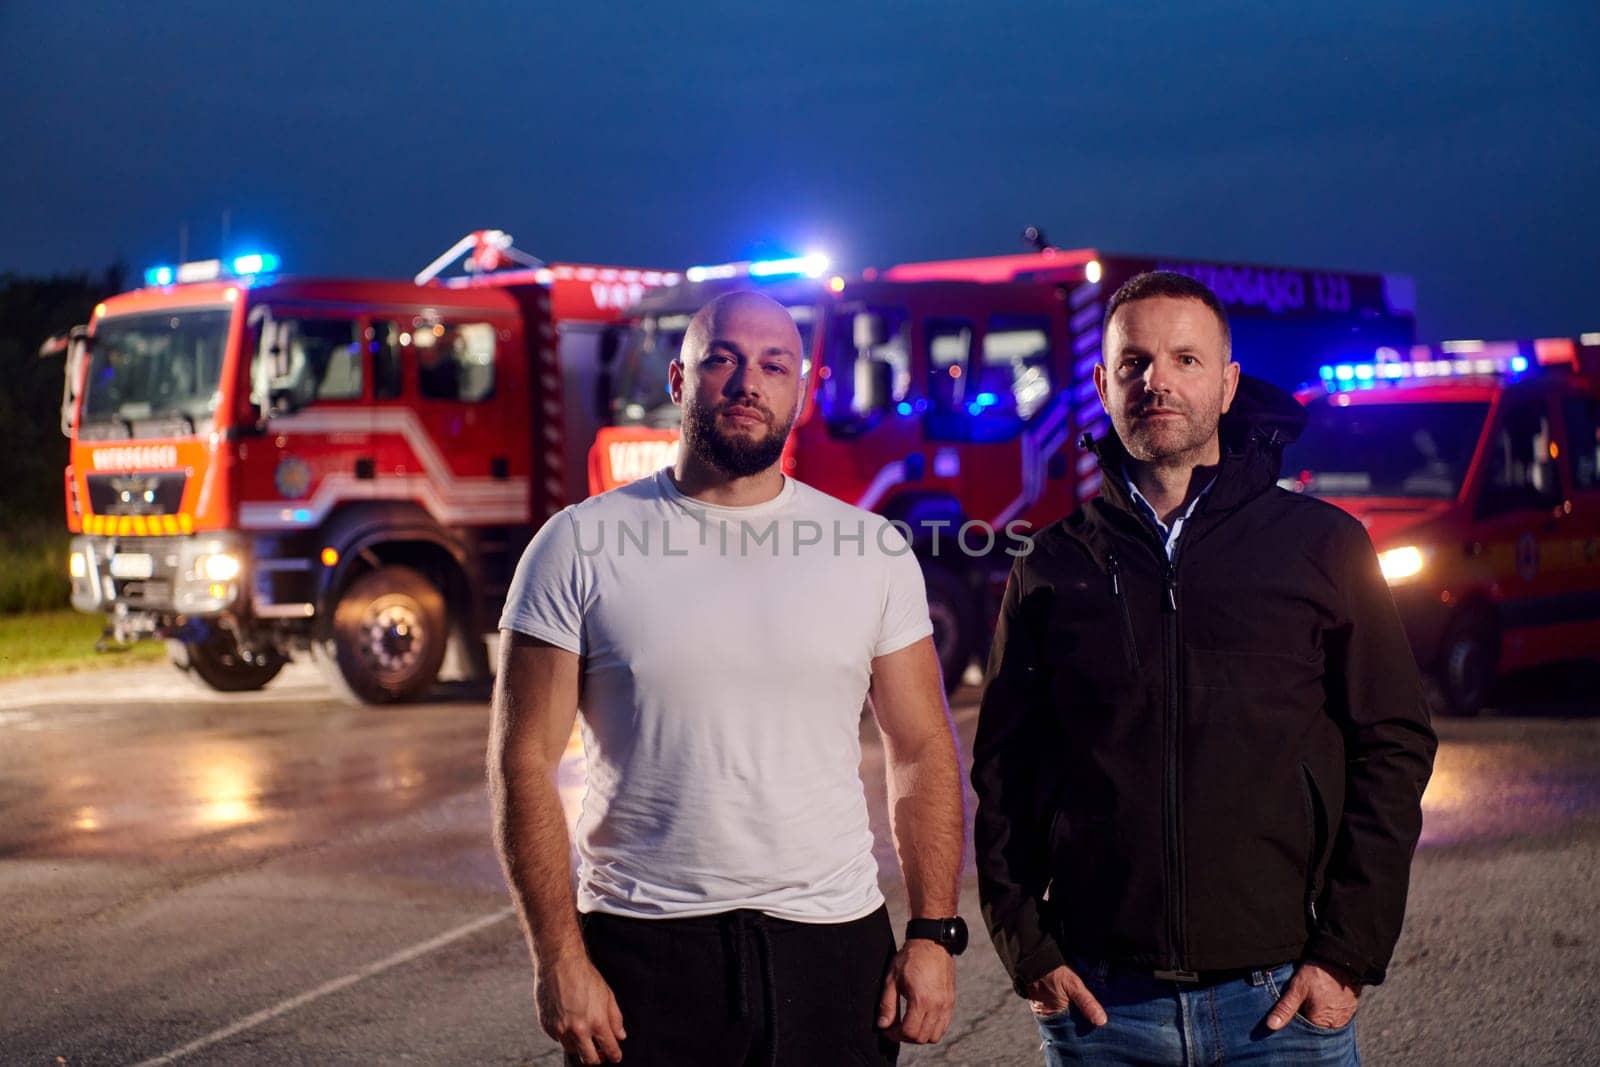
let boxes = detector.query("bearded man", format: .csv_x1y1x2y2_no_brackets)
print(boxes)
972,272,1436,1066
490,291,965,1066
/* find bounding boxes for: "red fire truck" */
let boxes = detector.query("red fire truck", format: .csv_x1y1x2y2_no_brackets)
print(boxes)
59,232,672,702
590,247,1418,688
1284,338,1600,714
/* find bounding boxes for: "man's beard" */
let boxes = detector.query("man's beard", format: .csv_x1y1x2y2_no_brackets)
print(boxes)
682,400,795,478
1114,397,1221,464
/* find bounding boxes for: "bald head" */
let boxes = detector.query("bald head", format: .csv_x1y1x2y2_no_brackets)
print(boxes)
670,291,804,480
680,291,803,369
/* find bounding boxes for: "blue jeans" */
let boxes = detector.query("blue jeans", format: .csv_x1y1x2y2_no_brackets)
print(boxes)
1034,960,1359,1066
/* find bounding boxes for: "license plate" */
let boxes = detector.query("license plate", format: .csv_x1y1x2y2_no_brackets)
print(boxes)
109,553,155,579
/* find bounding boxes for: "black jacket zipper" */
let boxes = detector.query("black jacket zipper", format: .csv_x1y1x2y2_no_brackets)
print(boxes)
1106,553,1141,670
1161,553,1186,969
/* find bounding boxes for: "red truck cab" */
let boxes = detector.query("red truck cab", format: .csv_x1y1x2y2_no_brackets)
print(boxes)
61,239,671,703
1285,340,1600,713
592,248,1418,688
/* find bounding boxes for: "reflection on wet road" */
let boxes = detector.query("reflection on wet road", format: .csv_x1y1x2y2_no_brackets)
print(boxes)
3,663,1596,873
1421,719,1600,847
0,662,1597,1066
0,667,491,864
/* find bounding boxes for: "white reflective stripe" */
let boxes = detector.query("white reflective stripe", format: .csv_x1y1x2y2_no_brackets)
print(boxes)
269,408,487,493
239,474,528,529
1070,303,1102,333
253,408,532,526
854,460,908,512
993,394,1074,527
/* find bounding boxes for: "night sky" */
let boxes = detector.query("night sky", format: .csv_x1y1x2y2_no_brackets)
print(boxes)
3,1,1596,342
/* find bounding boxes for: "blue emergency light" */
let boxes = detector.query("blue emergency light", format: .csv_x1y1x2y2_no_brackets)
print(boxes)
1319,354,1532,391
684,252,830,284
748,254,829,279
142,251,281,288
964,391,1002,416
231,252,280,276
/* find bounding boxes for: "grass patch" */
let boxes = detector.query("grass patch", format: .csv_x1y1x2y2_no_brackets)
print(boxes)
0,610,167,679
0,518,73,615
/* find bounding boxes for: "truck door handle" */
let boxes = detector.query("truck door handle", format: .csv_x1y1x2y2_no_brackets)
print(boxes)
355,457,375,480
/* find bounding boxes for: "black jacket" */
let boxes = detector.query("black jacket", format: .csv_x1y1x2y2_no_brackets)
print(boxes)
972,409,1437,992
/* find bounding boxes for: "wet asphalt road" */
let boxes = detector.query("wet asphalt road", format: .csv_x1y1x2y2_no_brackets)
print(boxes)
1,661,1598,1066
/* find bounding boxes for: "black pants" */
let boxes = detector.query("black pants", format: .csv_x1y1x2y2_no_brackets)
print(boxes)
573,905,900,1067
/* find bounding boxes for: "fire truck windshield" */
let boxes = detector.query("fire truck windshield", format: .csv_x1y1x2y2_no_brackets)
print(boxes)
613,313,693,427
611,306,817,427
1284,398,1490,499
82,308,232,434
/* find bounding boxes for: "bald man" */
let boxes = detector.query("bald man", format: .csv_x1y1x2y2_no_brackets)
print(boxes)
490,293,964,1066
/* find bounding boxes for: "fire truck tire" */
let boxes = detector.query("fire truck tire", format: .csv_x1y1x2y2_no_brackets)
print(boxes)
168,631,286,693
317,565,448,705
924,567,976,693
1432,608,1499,717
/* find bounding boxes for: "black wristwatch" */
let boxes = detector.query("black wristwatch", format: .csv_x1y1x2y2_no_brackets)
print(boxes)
905,917,968,956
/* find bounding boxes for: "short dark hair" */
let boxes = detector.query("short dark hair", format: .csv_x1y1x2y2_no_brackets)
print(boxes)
1103,270,1231,359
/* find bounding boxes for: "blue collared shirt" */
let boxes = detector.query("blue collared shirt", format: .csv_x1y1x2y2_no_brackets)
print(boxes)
1124,475,1216,560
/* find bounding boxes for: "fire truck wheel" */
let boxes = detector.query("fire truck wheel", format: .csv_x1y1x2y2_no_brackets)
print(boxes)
317,565,448,705
924,567,975,693
168,630,286,693
1433,609,1499,717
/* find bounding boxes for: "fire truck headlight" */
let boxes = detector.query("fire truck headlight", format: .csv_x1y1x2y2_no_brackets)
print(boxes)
69,552,87,579
175,537,245,614
198,553,242,581
1378,545,1428,584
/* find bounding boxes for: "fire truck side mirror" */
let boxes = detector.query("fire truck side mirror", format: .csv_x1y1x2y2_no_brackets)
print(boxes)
41,325,89,436
267,387,302,418
249,311,305,420
851,312,895,415
856,358,895,415
853,312,889,349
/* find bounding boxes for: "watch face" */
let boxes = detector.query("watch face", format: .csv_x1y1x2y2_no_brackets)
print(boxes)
908,917,969,955
944,918,969,956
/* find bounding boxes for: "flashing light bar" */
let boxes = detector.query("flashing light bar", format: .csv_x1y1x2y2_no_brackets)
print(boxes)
177,259,224,283
143,251,280,288
749,253,829,278
231,252,280,275
684,252,830,284
684,262,741,283
1318,354,1530,391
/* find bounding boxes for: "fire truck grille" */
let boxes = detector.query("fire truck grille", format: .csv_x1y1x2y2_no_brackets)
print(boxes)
87,472,188,515
117,580,174,611
107,538,182,612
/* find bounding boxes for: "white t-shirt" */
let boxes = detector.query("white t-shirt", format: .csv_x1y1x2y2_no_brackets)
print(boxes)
500,470,933,923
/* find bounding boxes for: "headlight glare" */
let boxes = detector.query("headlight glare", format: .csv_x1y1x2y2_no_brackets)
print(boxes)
198,553,242,581
1378,545,1427,584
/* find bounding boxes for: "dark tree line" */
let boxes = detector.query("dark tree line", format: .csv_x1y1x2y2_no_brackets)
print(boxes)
0,266,126,525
